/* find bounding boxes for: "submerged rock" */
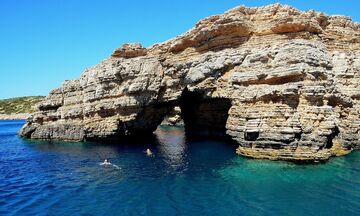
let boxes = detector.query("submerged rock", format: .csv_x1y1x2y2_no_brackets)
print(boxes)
20,4,360,162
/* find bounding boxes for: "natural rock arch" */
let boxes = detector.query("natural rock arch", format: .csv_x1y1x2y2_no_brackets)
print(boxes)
20,4,360,162
179,87,232,139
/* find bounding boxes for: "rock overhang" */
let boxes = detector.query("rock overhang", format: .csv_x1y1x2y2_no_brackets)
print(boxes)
19,4,360,163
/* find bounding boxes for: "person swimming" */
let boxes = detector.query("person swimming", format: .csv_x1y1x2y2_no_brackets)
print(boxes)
100,159,121,169
145,148,153,156
100,159,112,166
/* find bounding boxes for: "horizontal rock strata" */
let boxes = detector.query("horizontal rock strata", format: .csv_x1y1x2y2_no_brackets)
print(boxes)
20,4,360,162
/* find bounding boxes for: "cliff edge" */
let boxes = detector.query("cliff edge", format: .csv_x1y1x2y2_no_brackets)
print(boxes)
20,4,360,162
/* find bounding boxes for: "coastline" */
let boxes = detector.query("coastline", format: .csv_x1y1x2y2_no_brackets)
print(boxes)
0,113,29,120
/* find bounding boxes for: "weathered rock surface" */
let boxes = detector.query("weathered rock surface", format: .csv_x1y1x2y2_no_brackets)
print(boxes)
20,4,360,162
161,106,184,126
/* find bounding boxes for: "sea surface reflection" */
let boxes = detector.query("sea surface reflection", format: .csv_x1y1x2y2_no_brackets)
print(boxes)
155,126,187,171
0,121,359,216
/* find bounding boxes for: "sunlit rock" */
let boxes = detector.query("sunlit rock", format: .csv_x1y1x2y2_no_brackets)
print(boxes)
20,4,360,162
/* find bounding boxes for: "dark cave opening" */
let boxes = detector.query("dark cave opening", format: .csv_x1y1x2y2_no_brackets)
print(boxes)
244,131,259,141
179,88,232,139
325,126,340,149
104,88,234,144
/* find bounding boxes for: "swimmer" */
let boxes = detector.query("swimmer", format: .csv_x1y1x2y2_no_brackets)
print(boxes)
145,148,153,156
100,159,112,166
100,159,121,169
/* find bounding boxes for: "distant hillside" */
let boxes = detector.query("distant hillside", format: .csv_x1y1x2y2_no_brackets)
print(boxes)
0,96,45,114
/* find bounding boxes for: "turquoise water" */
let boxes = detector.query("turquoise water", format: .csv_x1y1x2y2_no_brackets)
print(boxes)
0,120,359,215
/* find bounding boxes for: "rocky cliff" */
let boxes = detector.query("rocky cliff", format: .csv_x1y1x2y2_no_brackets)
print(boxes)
20,4,360,162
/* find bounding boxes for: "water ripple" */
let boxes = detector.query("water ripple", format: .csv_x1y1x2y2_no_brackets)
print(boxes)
0,122,359,215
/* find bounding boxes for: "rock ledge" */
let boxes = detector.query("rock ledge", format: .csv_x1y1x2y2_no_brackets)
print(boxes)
20,4,360,162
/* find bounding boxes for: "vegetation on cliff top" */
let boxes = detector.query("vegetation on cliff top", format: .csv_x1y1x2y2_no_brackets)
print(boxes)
0,96,45,114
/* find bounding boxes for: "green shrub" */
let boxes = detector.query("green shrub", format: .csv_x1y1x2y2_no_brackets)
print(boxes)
0,96,45,114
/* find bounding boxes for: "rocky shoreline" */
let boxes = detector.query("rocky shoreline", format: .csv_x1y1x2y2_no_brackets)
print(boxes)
19,4,360,162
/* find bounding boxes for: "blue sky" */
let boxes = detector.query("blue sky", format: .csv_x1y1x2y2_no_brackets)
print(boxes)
0,0,359,99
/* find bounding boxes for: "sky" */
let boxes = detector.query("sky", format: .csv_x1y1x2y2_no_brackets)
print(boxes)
0,0,359,99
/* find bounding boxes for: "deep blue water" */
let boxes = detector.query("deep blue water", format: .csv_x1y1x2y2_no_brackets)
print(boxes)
0,120,359,216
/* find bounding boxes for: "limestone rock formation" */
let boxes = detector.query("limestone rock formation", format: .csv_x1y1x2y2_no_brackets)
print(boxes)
20,4,360,162
160,106,184,126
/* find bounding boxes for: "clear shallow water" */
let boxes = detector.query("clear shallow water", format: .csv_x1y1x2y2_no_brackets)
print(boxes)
0,120,359,216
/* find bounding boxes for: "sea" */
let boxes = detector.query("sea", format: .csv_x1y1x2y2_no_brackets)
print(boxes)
0,120,359,215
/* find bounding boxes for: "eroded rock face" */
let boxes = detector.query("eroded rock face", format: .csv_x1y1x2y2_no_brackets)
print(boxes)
20,4,360,162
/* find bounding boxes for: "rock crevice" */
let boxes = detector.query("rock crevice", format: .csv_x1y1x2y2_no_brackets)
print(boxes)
20,4,360,162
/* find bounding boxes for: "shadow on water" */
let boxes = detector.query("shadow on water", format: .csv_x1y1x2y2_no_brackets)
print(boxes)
22,125,239,173
20,124,360,174
20,123,360,190
1,120,360,215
